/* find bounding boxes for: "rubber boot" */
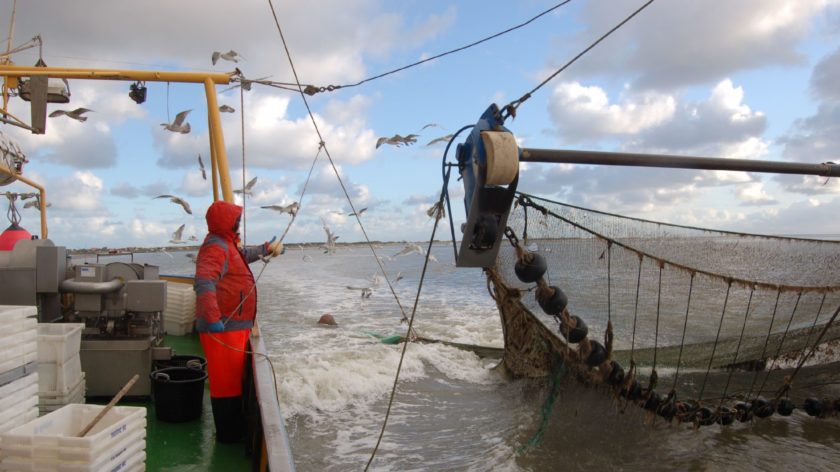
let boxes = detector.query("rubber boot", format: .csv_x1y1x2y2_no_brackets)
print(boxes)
211,396,245,443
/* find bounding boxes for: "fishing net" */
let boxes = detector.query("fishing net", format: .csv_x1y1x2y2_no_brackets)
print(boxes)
488,192,840,424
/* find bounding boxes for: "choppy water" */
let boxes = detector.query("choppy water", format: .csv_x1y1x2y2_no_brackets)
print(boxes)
86,244,840,471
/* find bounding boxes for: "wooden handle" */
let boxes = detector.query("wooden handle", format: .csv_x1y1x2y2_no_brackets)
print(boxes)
78,374,139,437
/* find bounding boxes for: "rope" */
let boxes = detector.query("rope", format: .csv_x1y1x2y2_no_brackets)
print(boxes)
671,272,695,391
796,292,827,368
629,253,643,362
651,260,663,371
266,0,410,326
718,286,755,409
517,362,566,455
501,0,657,120
240,85,248,247
697,279,732,401
756,291,802,397
4,192,22,225
262,1,575,95
747,289,782,400
440,125,474,263
784,303,840,389
365,181,450,471
606,241,612,325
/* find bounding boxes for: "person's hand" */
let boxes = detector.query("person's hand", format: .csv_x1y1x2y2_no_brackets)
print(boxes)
208,321,225,332
268,238,284,257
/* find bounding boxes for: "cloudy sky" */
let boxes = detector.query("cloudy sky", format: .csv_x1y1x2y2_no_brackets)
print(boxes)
2,0,840,249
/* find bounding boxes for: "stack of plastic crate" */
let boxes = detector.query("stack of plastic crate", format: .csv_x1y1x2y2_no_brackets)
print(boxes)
0,404,146,471
0,306,39,435
36,323,86,415
164,282,196,336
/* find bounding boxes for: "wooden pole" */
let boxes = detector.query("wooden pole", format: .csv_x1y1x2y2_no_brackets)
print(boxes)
77,374,139,437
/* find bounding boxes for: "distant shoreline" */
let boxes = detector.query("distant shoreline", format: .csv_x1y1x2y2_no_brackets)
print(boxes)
66,240,448,255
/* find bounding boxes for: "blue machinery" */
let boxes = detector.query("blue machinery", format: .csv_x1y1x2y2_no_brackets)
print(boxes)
453,104,840,269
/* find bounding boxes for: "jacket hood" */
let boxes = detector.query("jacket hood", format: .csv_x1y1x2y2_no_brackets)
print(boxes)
205,200,242,238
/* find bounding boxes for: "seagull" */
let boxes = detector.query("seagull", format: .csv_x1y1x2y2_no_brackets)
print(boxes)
261,202,299,216
48,107,93,122
197,154,206,180
393,272,404,283
212,50,244,65
419,123,442,131
154,194,192,215
219,104,236,113
188,235,198,241
220,72,271,93
233,176,258,196
393,243,425,258
375,134,419,149
169,224,186,244
161,109,191,134
23,199,51,210
348,207,367,217
346,286,373,299
321,219,339,254
185,253,197,263
426,134,455,146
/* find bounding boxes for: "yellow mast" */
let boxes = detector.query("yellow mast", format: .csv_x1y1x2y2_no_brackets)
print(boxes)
0,65,238,213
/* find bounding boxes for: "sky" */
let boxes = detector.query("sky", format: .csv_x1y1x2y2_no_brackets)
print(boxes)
2,0,840,249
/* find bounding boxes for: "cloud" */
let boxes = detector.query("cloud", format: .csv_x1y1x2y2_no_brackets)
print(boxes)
557,0,833,89
547,82,676,142
110,181,171,199
810,46,840,101
49,171,107,213
736,182,778,206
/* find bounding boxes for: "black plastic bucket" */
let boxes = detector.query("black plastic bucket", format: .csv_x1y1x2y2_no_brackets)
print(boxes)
150,366,207,422
154,355,207,371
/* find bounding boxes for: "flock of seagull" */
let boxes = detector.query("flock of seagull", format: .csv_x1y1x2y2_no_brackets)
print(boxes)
41,48,443,289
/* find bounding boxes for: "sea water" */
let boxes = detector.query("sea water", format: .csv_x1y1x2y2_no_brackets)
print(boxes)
91,244,840,471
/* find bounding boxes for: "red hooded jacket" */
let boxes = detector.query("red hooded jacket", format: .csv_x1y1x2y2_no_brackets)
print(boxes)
194,201,268,332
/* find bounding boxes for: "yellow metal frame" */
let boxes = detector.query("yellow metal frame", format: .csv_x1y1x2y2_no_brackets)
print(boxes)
0,64,238,227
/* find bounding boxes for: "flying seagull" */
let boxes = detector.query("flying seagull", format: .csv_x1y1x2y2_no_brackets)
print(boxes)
23,199,51,210
161,109,192,134
169,224,186,244
321,219,339,254
348,207,368,217
197,154,206,180
48,107,93,122
219,104,236,113
233,176,258,196
185,253,197,263
346,286,373,299
426,134,455,146
154,194,192,215
393,243,424,257
212,50,244,65
375,134,419,149
261,202,299,216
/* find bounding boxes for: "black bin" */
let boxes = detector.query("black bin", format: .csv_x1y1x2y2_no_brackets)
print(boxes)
154,355,207,371
150,366,207,422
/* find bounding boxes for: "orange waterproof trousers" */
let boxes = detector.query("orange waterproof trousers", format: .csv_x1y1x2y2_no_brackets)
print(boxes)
200,330,250,398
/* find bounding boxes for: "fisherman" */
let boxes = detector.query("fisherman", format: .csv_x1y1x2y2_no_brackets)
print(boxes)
194,200,283,443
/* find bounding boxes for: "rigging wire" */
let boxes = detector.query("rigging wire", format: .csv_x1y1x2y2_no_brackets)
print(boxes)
718,286,755,410
265,0,411,327
501,0,656,120
756,291,802,398
260,0,575,95
240,85,247,247
365,176,450,471
670,272,695,392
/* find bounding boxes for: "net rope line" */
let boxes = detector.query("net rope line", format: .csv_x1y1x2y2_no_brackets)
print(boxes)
718,286,755,410
756,292,802,397
515,195,840,294
670,272,695,392
697,280,732,401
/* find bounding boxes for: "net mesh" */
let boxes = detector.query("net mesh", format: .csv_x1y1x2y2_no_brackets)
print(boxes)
490,192,840,408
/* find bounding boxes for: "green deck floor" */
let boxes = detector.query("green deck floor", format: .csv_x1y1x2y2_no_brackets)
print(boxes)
119,334,252,472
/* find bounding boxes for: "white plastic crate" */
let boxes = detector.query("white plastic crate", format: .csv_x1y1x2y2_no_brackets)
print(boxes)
39,374,85,412
0,394,37,426
0,306,36,326
38,353,83,395
0,317,37,341
164,318,195,336
0,334,37,376
0,408,38,437
0,405,146,465
0,428,145,472
36,324,84,364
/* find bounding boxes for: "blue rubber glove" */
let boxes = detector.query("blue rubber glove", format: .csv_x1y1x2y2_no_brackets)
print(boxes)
207,321,225,333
